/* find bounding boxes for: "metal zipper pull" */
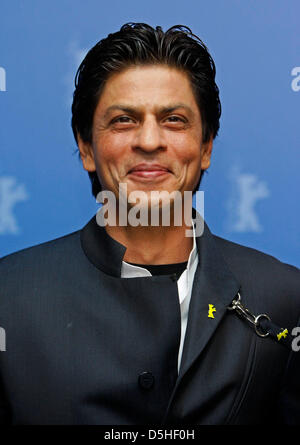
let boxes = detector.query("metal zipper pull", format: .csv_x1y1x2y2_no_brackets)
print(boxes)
228,292,295,350
228,292,271,338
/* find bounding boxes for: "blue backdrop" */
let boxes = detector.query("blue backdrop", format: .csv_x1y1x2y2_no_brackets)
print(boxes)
0,0,299,267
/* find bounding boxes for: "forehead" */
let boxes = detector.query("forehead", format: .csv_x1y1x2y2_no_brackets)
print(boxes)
95,64,200,113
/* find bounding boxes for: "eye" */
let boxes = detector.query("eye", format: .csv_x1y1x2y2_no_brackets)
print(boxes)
111,116,135,124
163,115,187,127
166,116,185,122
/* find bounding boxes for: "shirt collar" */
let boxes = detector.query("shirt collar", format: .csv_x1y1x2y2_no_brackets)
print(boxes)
177,220,199,304
121,219,198,280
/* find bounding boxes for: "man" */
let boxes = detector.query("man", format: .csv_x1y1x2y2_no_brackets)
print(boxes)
0,23,299,425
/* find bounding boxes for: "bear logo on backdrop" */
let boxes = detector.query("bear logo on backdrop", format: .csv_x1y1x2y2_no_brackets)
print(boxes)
226,166,270,233
0,66,6,92
0,176,28,235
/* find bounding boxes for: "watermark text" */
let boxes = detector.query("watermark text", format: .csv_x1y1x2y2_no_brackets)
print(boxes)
0,67,6,91
0,327,6,352
96,184,204,237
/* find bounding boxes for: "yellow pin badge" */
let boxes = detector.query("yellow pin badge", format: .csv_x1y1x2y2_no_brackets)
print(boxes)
277,328,288,341
208,304,216,319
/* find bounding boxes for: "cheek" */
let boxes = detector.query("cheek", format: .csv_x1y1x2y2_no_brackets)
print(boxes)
94,133,130,166
169,134,201,164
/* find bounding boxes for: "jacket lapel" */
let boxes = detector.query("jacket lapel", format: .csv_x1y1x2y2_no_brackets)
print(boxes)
164,220,241,419
179,222,241,378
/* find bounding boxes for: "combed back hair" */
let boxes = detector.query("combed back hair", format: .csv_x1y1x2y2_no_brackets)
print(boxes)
71,22,221,197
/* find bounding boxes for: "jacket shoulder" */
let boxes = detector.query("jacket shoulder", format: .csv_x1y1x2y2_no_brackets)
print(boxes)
0,230,81,273
213,235,299,276
213,235,300,315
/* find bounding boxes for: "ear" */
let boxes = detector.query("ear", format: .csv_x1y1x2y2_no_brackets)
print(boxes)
201,137,213,171
77,134,97,172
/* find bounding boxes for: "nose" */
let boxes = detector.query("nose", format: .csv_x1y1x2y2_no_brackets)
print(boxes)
132,117,167,152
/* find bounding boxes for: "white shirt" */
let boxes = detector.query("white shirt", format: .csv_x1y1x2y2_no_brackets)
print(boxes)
121,224,199,373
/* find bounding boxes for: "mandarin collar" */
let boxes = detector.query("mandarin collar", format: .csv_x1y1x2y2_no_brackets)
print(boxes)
80,215,127,277
80,208,212,278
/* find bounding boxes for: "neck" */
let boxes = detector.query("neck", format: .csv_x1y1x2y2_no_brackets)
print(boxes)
105,222,193,265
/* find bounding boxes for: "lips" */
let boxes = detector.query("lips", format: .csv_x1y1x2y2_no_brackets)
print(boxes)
128,163,171,180
128,163,170,173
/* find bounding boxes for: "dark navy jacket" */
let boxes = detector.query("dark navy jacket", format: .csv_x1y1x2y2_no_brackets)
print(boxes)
0,214,299,424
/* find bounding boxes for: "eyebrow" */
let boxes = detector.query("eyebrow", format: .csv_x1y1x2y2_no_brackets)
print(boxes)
103,103,194,119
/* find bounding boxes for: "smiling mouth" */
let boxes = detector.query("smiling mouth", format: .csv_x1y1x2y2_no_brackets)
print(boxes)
127,163,171,180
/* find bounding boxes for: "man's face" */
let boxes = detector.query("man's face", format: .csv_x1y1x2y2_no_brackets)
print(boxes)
79,65,213,205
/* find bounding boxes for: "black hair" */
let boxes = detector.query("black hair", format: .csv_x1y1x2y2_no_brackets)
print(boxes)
71,22,221,197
